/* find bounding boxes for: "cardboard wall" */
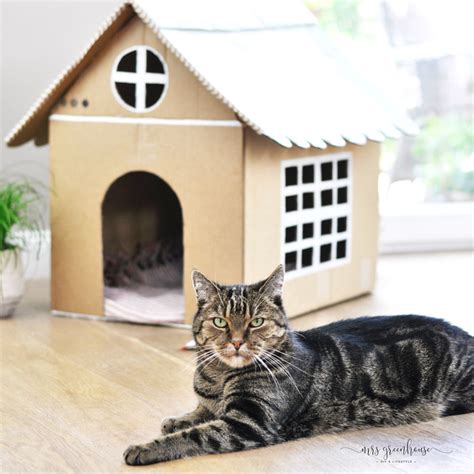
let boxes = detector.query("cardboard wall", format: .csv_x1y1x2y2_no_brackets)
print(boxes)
48,13,245,322
51,15,236,121
50,121,244,321
244,129,380,318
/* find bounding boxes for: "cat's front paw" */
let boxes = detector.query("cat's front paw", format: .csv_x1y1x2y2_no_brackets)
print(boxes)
161,417,191,435
123,443,157,466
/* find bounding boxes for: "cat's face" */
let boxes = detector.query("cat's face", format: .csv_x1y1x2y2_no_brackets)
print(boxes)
192,265,288,369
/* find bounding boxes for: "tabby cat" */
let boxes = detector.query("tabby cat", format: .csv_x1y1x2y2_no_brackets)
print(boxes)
124,265,473,465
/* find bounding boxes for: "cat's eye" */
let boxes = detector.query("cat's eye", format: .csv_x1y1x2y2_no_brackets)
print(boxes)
250,317,264,328
213,317,227,328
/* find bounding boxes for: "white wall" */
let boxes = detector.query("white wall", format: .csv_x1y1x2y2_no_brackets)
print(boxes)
1,0,120,278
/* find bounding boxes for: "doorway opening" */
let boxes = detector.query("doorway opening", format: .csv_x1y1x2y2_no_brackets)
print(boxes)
102,171,183,323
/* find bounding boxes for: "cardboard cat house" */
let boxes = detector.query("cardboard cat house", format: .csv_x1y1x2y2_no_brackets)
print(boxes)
5,0,416,324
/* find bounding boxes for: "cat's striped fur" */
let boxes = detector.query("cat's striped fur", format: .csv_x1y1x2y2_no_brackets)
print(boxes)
124,265,473,465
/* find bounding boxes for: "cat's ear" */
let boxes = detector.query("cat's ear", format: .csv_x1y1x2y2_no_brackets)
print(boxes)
258,264,284,301
191,270,219,304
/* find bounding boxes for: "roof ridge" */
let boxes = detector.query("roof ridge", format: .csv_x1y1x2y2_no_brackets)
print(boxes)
158,23,317,33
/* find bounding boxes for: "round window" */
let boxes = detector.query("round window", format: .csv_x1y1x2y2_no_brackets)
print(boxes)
111,45,168,112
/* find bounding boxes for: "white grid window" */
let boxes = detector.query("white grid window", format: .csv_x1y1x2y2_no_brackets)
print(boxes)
281,153,352,278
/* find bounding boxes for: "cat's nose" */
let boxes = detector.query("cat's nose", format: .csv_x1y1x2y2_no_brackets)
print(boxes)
231,339,243,351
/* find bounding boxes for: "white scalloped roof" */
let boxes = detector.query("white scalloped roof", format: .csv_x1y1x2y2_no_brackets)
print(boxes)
5,0,418,148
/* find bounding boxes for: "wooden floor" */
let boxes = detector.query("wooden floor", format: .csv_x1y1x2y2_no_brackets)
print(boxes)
1,252,473,473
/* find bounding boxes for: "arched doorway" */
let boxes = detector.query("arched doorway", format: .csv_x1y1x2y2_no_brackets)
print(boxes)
102,171,184,323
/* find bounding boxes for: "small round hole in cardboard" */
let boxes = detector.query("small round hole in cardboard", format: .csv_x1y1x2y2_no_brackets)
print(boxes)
82,99,89,108
71,99,78,107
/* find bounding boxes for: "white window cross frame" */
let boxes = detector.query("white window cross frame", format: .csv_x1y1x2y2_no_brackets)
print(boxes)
111,46,168,113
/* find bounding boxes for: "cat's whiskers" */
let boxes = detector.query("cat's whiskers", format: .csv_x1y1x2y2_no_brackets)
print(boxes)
178,348,215,374
194,348,216,363
260,349,303,396
260,352,291,380
193,348,222,371
267,351,313,379
253,353,284,395
195,347,214,360
252,355,278,392
194,355,221,373
270,348,313,370
194,349,214,365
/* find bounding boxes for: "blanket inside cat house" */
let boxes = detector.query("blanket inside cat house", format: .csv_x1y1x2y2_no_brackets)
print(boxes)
5,0,417,325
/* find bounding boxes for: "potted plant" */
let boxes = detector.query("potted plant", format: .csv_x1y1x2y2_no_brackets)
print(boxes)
0,178,44,318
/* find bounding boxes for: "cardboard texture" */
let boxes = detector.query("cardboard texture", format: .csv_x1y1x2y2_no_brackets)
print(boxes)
5,3,399,324
47,15,245,321
244,130,379,317
50,120,244,320
55,16,235,121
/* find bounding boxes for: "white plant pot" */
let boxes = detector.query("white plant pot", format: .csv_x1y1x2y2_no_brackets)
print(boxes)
0,249,25,318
